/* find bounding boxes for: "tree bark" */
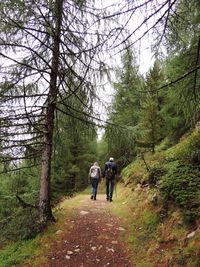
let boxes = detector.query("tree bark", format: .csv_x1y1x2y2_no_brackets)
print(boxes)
39,0,64,223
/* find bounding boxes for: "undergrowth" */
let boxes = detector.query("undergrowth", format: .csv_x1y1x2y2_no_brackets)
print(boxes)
161,161,200,224
0,191,88,267
119,129,200,266
0,240,38,267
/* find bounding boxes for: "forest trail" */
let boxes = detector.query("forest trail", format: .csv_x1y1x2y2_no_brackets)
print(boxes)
26,193,134,267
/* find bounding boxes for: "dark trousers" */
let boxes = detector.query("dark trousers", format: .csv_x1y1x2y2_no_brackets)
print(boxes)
106,178,115,200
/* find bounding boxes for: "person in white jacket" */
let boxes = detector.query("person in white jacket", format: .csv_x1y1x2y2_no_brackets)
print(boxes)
88,162,102,200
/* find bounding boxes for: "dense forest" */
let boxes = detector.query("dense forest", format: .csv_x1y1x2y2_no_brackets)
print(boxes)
0,0,200,265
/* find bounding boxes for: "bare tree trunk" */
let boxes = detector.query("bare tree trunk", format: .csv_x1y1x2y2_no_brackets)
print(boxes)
39,0,64,223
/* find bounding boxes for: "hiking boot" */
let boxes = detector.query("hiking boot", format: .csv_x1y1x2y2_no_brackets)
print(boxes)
91,195,93,200
109,198,112,202
106,196,109,201
94,197,96,200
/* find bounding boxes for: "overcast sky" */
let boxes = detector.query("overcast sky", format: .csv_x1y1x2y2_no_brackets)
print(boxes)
95,0,167,138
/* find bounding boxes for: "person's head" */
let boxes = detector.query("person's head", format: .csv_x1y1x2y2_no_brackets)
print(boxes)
93,162,99,166
109,157,114,162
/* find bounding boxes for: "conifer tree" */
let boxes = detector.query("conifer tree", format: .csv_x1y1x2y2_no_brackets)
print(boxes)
139,59,165,153
105,48,144,167
163,0,200,136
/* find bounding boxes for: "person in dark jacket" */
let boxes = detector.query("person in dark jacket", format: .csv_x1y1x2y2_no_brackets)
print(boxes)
103,157,117,202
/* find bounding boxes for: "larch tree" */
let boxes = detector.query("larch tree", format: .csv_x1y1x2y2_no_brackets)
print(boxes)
0,0,109,223
0,0,178,224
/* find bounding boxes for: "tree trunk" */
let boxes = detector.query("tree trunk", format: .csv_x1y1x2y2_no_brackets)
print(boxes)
39,0,64,223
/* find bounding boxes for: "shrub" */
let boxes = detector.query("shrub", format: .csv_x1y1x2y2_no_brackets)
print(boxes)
165,130,200,161
148,163,166,186
161,161,200,223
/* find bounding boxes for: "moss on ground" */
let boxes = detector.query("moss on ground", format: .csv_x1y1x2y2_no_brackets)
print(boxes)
116,129,200,266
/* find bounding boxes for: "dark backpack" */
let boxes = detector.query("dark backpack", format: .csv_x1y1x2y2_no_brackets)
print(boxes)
106,166,113,179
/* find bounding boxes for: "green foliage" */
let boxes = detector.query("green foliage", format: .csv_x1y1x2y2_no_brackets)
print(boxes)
161,161,200,223
120,126,200,227
165,130,200,162
96,137,109,167
0,239,37,267
105,48,144,168
121,159,145,184
147,164,166,186
138,59,166,153
51,99,98,199
139,210,159,235
0,167,40,242
163,0,200,130
1,208,40,241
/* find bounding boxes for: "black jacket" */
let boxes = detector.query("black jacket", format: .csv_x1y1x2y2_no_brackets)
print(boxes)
103,161,117,179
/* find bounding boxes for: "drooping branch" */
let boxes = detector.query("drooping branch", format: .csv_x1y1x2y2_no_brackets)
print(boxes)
0,164,40,174
112,0,177,56
16,195,38,209
193,35,200,100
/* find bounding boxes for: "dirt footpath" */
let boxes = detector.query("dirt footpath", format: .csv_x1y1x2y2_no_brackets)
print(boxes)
38,194,134,267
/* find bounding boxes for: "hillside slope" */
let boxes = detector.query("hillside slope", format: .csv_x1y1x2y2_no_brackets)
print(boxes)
117,128,200,266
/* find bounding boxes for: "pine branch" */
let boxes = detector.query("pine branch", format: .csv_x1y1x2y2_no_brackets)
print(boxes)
56,105,134,130
0,135,43,142
0,142,43,150
193,35,200,100
0,164,40,174
0,51,50,74
112,0,177,56
16,195,38,209
0,94,48,100
0,154,41,163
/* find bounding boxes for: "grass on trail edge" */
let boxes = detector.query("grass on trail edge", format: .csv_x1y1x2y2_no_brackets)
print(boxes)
0,190,91,267
1,181,200,267
0,183,133,267
0,184,123,267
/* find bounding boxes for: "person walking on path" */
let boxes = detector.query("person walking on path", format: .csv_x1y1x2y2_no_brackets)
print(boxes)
88,162,102,200
103,157,117,202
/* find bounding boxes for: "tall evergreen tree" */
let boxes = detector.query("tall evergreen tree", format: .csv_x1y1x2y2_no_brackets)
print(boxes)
163,0,200,136
105,48,144,167
0,0,108,223
139,59,165,153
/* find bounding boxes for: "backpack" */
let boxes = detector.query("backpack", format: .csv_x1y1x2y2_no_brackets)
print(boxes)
105,166,113,179
90,167,99,178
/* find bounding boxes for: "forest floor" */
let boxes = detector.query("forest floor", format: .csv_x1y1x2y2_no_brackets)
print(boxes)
2,182,199,266
24,191,134,267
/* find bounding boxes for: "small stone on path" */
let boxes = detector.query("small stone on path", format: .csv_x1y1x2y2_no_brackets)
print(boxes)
107,248,115,253
55,230,63,235
65,255,71,259
80,210,89,215
117,227,126,231
187,231,196,239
